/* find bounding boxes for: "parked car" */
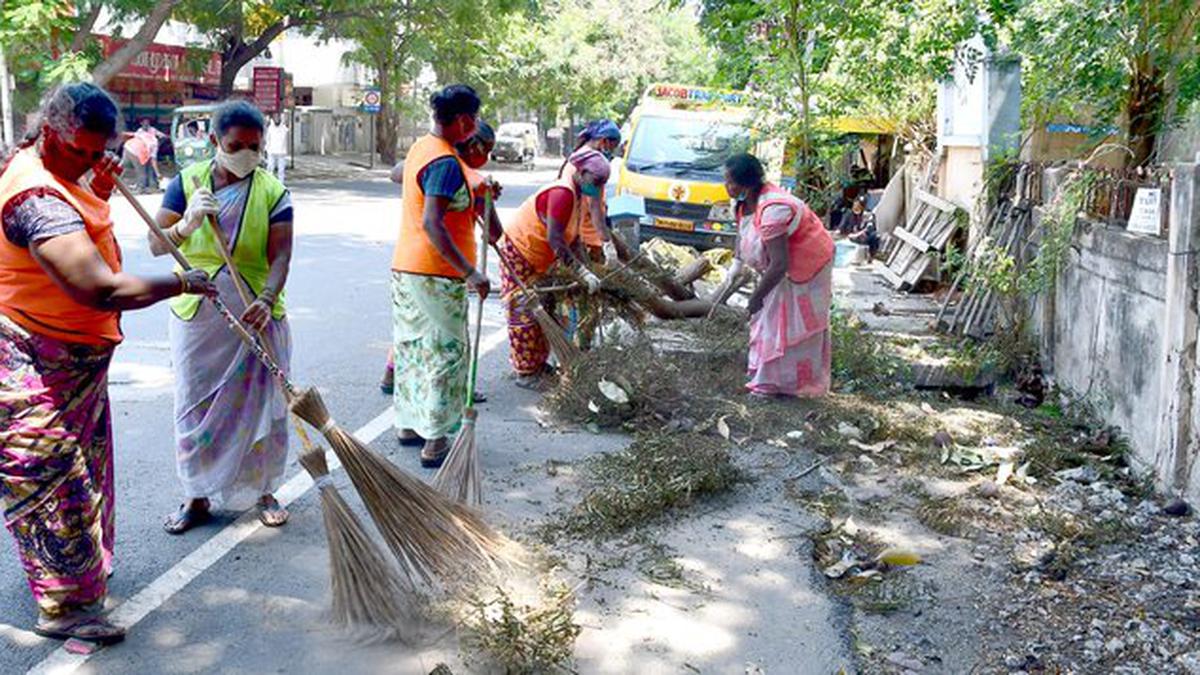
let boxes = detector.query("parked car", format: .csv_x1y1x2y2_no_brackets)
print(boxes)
493,122,539,165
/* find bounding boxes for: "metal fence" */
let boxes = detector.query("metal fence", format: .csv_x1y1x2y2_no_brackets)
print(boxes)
1080,166,1172,235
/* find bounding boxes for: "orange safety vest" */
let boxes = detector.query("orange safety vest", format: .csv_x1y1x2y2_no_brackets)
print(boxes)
740,183,833,284
502,178,581,275
559,162,605,247
0,148,123,344
392,135,477,278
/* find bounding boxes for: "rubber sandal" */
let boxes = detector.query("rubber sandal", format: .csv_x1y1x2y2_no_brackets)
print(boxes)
34,616,125,646
397,430,424,447
163,503,211,535
420,442,450,469
257,497,289,527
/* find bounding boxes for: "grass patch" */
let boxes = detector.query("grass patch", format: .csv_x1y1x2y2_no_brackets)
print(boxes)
915,495,975,538
544,432,742,539
458,580,581,674
831,309,911,392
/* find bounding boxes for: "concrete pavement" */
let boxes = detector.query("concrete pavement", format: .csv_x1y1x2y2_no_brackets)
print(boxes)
1,164,848,674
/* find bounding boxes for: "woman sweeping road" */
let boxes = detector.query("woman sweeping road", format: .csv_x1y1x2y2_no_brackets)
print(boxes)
392,85,489,468
151,101,296,533
380,121,502,397
716,153,834,398
498,149,608,388
0,83,215,643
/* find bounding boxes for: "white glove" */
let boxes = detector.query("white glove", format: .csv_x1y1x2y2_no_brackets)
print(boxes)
602,240,620,267
180,187,220,237
580,269,602,294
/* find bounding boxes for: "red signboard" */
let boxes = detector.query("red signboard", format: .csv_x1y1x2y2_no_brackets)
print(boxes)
98,36,221,86
253,67,284,114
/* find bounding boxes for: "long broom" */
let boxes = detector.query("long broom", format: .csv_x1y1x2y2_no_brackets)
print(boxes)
115,178,522,589
432,192,491,505
495,244,581,368
185,177,420,640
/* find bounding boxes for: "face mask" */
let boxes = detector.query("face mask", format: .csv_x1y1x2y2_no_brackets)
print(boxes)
732,191,747,203
581,183,602,198
601,149,615,160
216,148,260,178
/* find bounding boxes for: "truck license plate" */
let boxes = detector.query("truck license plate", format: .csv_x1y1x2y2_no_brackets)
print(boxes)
654,217,694,232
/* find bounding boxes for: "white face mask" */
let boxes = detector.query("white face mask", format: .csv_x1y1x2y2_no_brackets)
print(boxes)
216,148,260,178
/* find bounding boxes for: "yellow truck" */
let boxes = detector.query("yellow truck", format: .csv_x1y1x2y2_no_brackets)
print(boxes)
614,84,759,250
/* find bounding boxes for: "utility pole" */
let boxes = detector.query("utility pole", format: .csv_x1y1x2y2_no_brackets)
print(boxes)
0,44,13,146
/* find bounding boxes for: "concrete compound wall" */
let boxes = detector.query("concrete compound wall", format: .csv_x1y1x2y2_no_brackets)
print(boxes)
1041,221,1168,466
1035,164,1200,498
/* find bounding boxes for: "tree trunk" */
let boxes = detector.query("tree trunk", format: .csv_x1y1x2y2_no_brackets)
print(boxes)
376,62,398,165
217,19,292,99
69,3,105,53
1126,59,1165,167
90,0,182,87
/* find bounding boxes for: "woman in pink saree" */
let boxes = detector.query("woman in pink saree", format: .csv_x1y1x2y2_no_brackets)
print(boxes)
720,153,834,398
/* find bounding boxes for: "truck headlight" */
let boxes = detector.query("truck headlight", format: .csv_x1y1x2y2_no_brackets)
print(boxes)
708,202,734,221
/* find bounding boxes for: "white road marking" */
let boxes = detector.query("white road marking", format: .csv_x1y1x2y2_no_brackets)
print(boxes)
27,325,509,675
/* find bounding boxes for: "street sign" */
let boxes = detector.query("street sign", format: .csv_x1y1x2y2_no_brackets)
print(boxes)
253,66,285,114
1128,188,1163,236
361,87,382,114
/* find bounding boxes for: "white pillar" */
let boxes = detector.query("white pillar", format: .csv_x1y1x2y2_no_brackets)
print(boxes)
1157,164,1200,495
0,44,13,146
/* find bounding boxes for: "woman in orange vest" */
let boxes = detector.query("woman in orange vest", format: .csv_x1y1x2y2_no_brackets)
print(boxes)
392,85,488,467
380,121,502,397
498,149,609,387
0,83,215,645
716,153,834,398
561,120,623,265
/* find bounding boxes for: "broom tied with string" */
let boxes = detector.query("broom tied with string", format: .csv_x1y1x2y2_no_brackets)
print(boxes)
432,188,493,505
115,177,523,591
185,177,419,640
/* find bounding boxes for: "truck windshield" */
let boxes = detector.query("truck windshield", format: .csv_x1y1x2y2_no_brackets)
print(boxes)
625,115,751,180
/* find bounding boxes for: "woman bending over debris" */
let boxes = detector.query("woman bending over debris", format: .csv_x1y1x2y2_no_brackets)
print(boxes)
717,153,834,398
498,149,609,388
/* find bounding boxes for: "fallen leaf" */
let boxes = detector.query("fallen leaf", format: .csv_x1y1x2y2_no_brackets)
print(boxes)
587,400,600,413
786,430,805,440
716,416,731,440
921,402,936,415
842,516,861,537
848,439,897,453
877,547,922,566
598,379,629,404
767,438,789,448
837,422,864,441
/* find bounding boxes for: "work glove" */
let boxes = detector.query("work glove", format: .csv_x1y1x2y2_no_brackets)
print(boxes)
580,269,602,294
180,187,220,238
602,240,620,267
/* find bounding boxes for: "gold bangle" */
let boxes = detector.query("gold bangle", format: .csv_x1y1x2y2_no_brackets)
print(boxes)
173,269,190,294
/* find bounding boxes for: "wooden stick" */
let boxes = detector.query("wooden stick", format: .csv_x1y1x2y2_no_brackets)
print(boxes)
113,178,294,392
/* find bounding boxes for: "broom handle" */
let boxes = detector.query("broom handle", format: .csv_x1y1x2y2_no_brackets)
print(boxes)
465,191,492,409
188,178,319,451
113,177,297,397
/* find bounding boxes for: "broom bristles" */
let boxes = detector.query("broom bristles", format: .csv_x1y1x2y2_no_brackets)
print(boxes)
432,410,482,506
297,449,422,643
290,388,525,587
531,303,581,368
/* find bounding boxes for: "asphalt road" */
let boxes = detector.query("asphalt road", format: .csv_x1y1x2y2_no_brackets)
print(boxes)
0,161,557,674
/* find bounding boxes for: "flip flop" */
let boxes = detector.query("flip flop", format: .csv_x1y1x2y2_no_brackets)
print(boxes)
257,497,289,527
397,429,424,447
163,502,211,535
420,441,450,469
34,616,125,646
